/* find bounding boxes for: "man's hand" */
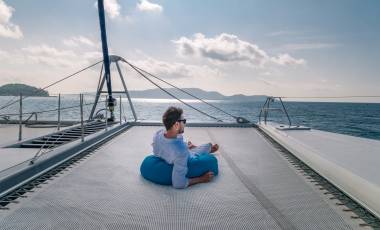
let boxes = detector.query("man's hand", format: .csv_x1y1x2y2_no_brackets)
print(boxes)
188,141,196,149
210,144,219,153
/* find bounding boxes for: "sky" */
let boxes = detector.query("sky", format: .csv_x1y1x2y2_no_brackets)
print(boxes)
0,0,379,102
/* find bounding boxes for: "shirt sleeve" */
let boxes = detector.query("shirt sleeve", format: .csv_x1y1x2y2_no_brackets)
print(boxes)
190,143,212,156
172,139,190,189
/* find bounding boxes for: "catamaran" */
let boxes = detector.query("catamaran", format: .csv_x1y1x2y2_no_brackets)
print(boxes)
0,1,379,229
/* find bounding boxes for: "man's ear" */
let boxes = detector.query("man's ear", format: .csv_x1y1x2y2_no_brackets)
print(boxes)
170,122,176,131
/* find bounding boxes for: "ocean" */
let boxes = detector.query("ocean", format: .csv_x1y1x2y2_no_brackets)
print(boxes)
0,95,379,141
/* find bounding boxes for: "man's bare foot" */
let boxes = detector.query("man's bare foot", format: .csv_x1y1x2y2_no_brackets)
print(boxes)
188,171,214,186
201,171,214,183
210,144,219,153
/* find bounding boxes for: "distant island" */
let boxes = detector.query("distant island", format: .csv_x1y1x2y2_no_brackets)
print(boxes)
0,84,265,101
0,84,49,97
115,88,267,102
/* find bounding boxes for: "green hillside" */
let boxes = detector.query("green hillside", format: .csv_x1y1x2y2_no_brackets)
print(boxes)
0,84,49,97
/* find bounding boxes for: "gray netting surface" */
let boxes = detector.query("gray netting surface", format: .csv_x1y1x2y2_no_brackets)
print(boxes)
0,126,355,229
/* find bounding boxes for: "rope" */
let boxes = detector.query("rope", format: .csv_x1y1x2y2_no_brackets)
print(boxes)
0,60,103,111
124,61,239,119
124,61,223,122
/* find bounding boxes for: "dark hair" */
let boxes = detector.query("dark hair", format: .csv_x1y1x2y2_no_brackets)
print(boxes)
162,107,183,130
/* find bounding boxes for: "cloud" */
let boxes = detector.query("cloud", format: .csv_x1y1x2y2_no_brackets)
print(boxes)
21,45,78,67
0,49,7,58
63,36,99,48
271,54,306,66
0,0,23,39
22,45,76,57
94,0,121,19
136,0,163,13
282,43,339,51
0,33,102,68
128,56,221,79
20,44,102,68
173,33,305,67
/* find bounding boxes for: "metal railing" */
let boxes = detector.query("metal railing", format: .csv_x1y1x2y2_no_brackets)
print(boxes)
28,94,128,165
24,112,38,123
258,97,292,127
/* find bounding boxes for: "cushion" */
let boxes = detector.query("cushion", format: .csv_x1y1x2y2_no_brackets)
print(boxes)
140,154,218,185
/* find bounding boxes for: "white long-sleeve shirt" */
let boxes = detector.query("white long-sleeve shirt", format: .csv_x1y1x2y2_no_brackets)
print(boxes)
152,129,211,189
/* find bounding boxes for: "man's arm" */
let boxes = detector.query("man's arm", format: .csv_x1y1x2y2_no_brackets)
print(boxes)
172,140,215,188
172,151,189,189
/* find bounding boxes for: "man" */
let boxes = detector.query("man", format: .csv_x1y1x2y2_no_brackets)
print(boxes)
152,106,219,189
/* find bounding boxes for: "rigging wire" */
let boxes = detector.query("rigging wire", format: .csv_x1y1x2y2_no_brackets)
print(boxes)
124,61,240,119
96,64,104,93
0,96,19,112
0,60,103,111
124,61,223,122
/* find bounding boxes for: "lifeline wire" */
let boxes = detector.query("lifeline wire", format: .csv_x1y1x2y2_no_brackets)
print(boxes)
0,60,103,111
0,100,107,117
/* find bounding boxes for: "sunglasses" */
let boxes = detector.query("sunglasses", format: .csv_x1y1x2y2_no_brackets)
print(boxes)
177,119,187,124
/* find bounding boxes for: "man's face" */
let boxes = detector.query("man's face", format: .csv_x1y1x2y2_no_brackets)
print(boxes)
177,115,186,134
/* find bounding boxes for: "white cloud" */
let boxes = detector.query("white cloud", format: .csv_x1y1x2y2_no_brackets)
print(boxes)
22,45,76,57
129,56,221,79
271,54,306,66
0,0,23,39
83,51,102,60
136,0,163,13
21,45,78,67
104,0,121,18
173,33,305,68
0,49,8,58
94,0,121,19
63,36,98,48
20,44,102,68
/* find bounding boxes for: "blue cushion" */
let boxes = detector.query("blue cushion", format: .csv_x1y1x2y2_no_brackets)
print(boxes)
140,154,218,185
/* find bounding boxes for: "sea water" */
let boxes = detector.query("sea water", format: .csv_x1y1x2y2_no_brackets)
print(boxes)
0,96,379,141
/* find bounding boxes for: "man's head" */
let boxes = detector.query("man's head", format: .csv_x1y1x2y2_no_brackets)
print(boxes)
163,106,186,134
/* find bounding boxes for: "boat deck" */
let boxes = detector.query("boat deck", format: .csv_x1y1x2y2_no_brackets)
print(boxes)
0,124,58,148
0,126,361,229
0,124,61,171
260,122,380,219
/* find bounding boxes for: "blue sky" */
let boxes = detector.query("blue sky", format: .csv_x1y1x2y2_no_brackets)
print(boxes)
0,0,379,102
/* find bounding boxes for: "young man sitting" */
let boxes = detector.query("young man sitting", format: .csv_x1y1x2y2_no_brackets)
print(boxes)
152,107,219,189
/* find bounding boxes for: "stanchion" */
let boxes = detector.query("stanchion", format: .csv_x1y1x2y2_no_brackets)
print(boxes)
18,93,22,141
105,96,108,131
119,95,122,125
80,94,84,142
57,94,61,131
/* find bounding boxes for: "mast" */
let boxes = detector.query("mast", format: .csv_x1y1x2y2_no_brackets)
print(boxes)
97,0,115,121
